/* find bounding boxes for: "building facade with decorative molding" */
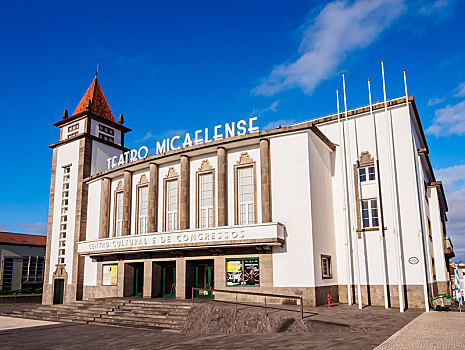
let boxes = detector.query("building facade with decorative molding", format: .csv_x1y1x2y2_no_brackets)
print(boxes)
43,76,453,309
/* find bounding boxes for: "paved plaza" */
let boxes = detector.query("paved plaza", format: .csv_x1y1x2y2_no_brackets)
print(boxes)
0,302,423,349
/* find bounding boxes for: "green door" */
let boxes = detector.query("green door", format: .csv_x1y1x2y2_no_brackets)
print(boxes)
133,264,144,297
53,279,64,304
162,264,176,298
195,263,213,299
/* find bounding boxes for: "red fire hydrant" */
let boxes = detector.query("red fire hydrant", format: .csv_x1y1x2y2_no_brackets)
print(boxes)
327,294,332,307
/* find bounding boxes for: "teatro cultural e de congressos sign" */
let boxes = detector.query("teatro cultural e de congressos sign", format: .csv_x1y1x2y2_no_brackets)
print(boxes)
106,117,260,170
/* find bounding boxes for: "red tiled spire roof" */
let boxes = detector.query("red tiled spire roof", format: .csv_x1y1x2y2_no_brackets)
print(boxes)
71,76,115,123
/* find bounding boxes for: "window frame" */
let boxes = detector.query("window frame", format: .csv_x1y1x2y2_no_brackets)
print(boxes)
112,181,124,237
358,165,376,183
234,152,257,226
321,255,332,279
163,167,180,232
196,160,216,229
360,198,379,229
136,184,149,235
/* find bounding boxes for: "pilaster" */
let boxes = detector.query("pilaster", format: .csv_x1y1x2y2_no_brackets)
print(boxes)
217,147,227,226
260,139,272,222
180,156,189,230
122,170,132,236
147,163,158,232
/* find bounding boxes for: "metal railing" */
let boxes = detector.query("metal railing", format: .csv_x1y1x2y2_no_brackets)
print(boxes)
192,287,304,319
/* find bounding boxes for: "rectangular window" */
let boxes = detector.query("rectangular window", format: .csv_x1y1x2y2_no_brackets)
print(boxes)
138,186,148,234
22,257,30,282
226,258,260,286
99,133,114,143
166,180,178,231
238,166,254,225
321,255,332,278
68,124,79,132
36,257,44,282
199,173,214,228
68,132,78,138
361,199,379,228
115,192,123,236
359,166,375,183
99,124,115,135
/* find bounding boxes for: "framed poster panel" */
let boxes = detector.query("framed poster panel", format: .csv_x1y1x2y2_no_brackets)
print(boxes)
226,258,259,287
102,264,118,286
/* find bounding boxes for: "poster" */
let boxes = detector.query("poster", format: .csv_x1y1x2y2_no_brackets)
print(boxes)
102,264,118,286
226,258,259,286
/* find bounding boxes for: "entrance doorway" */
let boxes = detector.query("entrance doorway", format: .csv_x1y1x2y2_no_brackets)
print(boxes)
124,262,144,297
186,260,214,299
53,279,64,304
133,263,144,297
162,263,176,298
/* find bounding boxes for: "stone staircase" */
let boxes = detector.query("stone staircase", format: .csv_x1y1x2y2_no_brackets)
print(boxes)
1,298,192,332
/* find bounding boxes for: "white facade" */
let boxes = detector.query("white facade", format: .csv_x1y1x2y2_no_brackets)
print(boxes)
44,80,452,310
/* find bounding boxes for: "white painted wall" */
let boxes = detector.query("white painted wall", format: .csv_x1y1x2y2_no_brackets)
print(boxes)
270,132,315,287
91,142,123,175
90,119,122,145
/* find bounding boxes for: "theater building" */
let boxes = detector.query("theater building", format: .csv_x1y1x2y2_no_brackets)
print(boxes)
43,75,453,309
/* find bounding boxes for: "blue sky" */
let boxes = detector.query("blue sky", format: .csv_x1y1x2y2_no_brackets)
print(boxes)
0,0,464,260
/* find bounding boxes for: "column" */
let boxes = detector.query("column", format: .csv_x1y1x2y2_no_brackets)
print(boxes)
260,139,272,222
147,163,158,232
180,155,189,230
176,258,186,299
217,147,227,226
122,170,132,236
99,178,111,238
143,260,153,298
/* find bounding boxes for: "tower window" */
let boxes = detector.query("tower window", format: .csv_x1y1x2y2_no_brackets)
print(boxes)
361,199,379,228
99,124,115,135
99,133,114,143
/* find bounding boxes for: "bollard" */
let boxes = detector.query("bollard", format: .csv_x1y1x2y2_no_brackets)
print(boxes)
327,293,332,307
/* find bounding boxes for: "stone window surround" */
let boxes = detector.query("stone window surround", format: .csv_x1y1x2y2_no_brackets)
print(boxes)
321,254,332,279
162,167,180,232
195,159,216,229
112,180,124,237
135,174,149,235
353,151,385,236
233,152,258,226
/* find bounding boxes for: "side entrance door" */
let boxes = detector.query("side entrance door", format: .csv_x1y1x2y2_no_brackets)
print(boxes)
162,263,176,298
195,262,213,299
133,263,144,297
53,279,64,304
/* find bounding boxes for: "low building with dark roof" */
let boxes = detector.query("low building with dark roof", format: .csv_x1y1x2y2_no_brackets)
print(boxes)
0,232,46,291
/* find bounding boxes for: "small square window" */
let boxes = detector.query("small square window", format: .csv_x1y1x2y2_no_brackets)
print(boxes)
321,255,332,279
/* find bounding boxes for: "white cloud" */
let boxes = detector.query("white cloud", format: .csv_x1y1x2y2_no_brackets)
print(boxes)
134,129,187,143
253,0,406,96
427,97,445,106
426,100,465,137
436,165,465,260
262,119,296,131
419,0,457,17
250,101,280,118
0,222,47,235
454,82,465,97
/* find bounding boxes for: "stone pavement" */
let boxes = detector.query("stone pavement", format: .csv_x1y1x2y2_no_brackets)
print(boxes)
376,311,465,350
0,315,57,331
0,302,422,349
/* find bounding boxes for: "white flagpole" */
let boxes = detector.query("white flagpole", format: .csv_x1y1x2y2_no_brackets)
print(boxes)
337,88,353,306
368,78,389,309
381,60,404,312
343,72,363,310
404,69,430,312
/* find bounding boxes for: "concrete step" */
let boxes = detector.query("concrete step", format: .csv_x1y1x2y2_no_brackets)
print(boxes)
116,306,190,315
96,315,184,325
91,317,182,331
107,311,187,320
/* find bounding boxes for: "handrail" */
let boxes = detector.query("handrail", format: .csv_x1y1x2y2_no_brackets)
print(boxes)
192,287,304,319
